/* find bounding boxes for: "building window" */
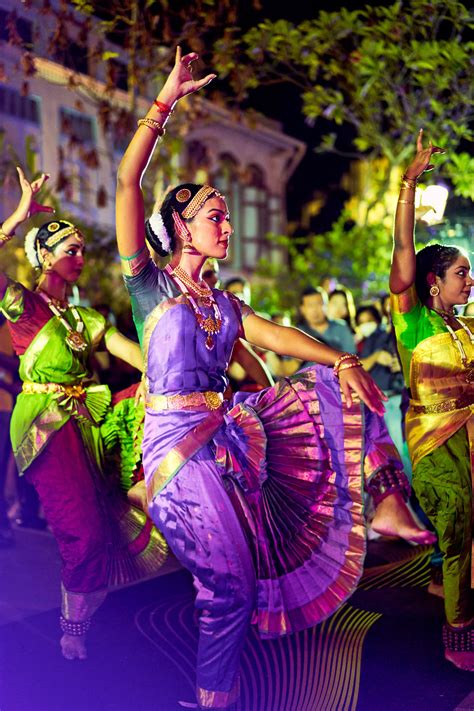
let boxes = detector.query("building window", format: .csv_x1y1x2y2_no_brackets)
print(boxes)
0,86,40,124
241,164,269,269
213,153,242,268
58,107,97,207
59,107,95,144
108,59,128,92
55,41,89,75
0,10,33,47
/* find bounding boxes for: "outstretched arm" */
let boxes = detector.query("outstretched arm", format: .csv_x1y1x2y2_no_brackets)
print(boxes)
243,313,386,415
116,47,216,259
0,168,53,296
390,129,444,294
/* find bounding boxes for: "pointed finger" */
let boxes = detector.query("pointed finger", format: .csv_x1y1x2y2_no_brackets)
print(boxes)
16,166,28,186
416,128,424,152
175,46,182,64
194,73,217,90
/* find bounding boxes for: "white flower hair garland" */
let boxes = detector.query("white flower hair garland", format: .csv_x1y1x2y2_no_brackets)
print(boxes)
148,211,171,254
24,227,41,268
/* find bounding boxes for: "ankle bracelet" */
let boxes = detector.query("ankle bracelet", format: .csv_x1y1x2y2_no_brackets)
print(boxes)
60,614,91,636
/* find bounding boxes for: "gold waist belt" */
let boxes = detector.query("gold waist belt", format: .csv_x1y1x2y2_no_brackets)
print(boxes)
146,390,224,412
22,382,86,399
410,391,474,415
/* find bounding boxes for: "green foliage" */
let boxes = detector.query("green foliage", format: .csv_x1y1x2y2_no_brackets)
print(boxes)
214,0,473,195
253,214,394,315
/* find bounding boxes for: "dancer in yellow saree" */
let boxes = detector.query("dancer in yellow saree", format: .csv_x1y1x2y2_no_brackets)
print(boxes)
390,130,473,671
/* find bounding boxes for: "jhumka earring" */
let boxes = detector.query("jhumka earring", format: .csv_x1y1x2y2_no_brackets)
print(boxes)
429,285,440,297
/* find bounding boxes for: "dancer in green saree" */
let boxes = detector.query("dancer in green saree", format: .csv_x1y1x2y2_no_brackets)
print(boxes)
390,131,473,671
0,168,167,661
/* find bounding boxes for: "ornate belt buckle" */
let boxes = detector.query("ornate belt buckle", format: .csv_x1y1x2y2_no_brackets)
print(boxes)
204,391,222,410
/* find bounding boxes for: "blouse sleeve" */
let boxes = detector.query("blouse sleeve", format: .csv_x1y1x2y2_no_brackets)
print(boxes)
223,291,255,340
0,278,25,323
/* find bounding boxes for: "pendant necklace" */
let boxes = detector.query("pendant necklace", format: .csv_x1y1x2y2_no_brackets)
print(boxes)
37,289,88,353
165,264,222,350
433,308,474,383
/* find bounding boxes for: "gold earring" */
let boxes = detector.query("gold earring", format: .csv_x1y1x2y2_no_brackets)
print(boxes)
429,285,440,296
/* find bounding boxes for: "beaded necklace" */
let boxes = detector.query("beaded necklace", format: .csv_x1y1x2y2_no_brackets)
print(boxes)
37,289,88,353
165,265,222,350
433,308,474,383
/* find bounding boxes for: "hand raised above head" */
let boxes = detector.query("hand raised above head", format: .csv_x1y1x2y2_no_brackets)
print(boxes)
160,46,217,105
15,166,55,222
404,128,445,181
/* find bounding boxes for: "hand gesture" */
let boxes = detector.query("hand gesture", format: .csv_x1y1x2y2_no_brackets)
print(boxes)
161,46,216,104
404,129,444,181
339,366,387,416
14,167,54,223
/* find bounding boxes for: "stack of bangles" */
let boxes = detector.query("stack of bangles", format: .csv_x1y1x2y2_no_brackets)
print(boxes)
398,173,418,206
0,225,13,245
333,353,362,379
137,99,174,137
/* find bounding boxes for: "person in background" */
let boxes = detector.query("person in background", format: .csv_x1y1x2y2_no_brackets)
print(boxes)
355,304,410,478
295,287,356,369
328,285,357,333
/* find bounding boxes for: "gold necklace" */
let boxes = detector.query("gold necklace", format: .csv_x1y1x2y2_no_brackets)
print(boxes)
37,290,88,353
436,311,474,383
166,265,222,350
171,264,212,298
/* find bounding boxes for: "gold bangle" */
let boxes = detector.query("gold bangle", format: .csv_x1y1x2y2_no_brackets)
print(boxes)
0,225,13,244
400,175,417,189
137,118,165,136
337,361,362,374
398,199,415,205
333,353,361,378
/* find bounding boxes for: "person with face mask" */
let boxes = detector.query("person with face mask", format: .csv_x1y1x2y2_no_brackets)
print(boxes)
356,304,410,480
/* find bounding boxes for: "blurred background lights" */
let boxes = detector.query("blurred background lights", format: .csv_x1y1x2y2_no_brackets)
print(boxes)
415,184,449,225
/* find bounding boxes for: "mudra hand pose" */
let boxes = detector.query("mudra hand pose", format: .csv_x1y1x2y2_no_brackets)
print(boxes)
0,169,167,661
390,130,474,671
116,48,434,709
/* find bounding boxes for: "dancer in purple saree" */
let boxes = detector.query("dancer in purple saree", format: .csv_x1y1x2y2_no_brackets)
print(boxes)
116,49,435,709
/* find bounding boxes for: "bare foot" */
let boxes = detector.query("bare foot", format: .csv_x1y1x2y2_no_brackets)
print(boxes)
127,480,149,516
445,649,474,671
60,633,87,660
427,580,444,598
371,492,437,545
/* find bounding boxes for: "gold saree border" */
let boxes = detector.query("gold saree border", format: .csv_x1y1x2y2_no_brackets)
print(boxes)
146,408,225,503
197,678,240,709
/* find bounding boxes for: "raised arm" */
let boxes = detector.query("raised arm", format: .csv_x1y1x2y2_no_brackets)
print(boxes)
390,129,444,294
0,167,53,296
116,47,216,258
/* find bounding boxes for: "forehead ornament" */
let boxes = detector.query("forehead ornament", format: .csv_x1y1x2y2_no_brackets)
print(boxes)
181,185,223,219
44,222,79,248
48,222,60,232
176,188,192,203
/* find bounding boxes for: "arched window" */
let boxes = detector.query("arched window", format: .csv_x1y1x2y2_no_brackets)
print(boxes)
213,153,242,268
241,164,269,269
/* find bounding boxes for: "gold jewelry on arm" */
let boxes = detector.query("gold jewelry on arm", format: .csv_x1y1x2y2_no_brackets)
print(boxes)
333,353,362,378
137,118,165,136
0,224,13,245
398,199,415,205
400,174,418,190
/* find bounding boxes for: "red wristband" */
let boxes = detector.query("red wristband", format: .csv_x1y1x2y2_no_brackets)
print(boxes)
154,99,173,114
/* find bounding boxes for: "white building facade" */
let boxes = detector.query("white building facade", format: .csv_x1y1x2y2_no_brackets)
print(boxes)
0,0,305,277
